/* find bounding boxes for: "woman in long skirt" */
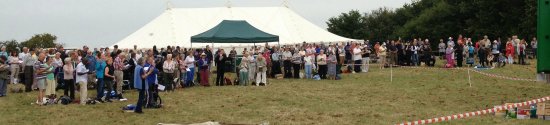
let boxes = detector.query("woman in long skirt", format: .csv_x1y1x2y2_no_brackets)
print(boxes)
445,45,454,68
198,53,209,86
327,52,337,80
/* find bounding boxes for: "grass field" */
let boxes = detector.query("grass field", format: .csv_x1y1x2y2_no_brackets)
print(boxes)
0,59,549,125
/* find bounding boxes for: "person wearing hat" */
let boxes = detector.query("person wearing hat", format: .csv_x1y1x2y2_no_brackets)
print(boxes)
445,44,455,68
198,53,210,86
447,37,455,49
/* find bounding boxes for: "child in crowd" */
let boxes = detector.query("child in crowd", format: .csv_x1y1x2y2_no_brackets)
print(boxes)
497,53,507,68
487,53,494,68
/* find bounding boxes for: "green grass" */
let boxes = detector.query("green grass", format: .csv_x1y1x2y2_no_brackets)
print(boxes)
1,59,549,125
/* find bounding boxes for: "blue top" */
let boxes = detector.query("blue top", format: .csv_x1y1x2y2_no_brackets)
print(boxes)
86,55,97,72
468,46,474,54
198,58,209,69
95,60,106,78
144,63,158,85
0,51,7,58
133,65,148,89
315,48,321,54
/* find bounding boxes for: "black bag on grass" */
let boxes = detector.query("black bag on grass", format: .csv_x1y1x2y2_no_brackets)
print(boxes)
146,86,163,108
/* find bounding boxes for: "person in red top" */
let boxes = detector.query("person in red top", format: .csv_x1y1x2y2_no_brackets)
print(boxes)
457,34,464,45
505,41,514,64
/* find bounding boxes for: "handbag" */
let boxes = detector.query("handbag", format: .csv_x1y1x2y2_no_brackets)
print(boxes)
466,57,474,64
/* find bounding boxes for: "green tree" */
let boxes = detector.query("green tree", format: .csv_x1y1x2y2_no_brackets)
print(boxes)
326,10,367,40
326,0,538,45
1,40,22,53
364,7,399,42
21,33,57,50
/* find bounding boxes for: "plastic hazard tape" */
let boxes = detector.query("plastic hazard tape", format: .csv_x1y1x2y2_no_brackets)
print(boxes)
397,96,550,125
343,63,382,66
398,66,537,82
399,66,462,70
468,69,537,82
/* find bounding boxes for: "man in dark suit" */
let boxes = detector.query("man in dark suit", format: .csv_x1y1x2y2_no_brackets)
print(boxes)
125,52,137,89
214,49,227,86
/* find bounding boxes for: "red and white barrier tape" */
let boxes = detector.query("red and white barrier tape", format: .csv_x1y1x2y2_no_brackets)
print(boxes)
468,69,537,82
397,66,537,82
397,96,550,125
400,66,463,70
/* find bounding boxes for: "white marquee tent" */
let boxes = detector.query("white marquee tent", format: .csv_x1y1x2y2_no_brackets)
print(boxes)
113,6,360,49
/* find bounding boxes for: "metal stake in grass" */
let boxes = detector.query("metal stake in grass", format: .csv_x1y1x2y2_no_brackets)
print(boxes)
390,64,393,83
468,67,472,87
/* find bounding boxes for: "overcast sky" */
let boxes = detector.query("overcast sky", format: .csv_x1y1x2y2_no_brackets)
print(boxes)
0,0,410,48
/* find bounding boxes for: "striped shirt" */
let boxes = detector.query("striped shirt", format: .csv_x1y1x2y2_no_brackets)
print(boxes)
114,57,124,71
34,61,47,80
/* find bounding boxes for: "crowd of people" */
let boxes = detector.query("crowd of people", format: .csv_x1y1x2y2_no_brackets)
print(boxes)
0,34,537,114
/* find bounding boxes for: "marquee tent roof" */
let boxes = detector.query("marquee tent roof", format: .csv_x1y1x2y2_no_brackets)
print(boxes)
191,20,279,43
113,7,359,48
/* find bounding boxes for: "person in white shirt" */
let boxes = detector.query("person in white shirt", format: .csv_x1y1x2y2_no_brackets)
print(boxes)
438,39,446,58
361,44,371,72
76,58,89,105
317,50,328,79
378,43,387,69
352,43,362,73
184,51,195,87
162,54,176,91
282,48,293,78
303,53,314,79
247,53,257,82
411,41,419,66
20,47,35,92
239,53,249,86
8,52,20,84
531,37,537,58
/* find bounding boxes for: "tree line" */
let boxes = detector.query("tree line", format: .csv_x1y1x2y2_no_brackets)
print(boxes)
327,0,537,45
1,33,60,53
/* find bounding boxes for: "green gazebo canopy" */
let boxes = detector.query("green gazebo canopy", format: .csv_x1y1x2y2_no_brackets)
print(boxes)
191,20,279,43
